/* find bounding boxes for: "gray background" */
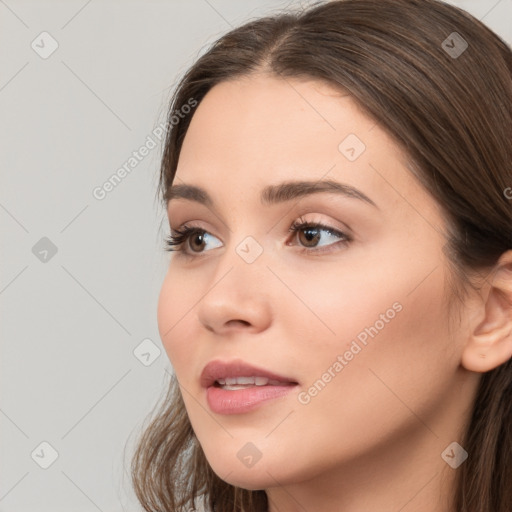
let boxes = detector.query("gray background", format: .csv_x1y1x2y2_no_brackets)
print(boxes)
1,1,510,510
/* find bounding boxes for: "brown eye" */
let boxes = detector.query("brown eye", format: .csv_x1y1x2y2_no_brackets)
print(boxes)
189,231,207,252
288,219,352,254
165,226,223,255
298,226,322,248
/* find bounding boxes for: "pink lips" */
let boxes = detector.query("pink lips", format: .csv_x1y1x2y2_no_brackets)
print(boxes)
200,359,298,415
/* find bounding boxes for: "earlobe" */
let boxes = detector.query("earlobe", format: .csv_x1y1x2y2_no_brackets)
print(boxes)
461,250,512,373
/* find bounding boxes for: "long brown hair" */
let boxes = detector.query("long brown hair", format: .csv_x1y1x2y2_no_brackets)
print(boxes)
130,1,512,510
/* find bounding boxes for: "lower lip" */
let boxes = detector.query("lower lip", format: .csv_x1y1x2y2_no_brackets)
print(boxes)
206,384,297,414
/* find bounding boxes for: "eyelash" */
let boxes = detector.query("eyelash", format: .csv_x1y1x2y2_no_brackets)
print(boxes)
164,217,352,258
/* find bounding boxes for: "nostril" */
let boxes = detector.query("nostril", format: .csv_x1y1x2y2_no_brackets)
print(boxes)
227,319,251,328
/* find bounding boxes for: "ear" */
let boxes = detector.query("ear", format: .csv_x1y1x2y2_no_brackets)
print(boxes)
461,250,512,373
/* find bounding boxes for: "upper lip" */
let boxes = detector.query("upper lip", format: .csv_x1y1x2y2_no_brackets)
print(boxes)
200,359,298,388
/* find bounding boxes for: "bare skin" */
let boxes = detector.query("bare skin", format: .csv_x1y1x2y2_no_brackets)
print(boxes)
157,73,512,512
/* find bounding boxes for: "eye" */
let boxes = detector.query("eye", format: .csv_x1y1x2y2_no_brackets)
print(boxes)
164,217,352,257
287,216,352,254
164,224,222,255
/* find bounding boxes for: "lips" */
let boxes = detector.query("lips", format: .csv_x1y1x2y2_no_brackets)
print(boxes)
201,359,299,414
200,359,298,389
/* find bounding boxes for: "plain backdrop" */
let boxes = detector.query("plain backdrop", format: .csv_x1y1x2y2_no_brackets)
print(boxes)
1,0,510,510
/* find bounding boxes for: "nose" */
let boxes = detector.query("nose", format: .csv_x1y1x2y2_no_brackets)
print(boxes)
196,251,273,336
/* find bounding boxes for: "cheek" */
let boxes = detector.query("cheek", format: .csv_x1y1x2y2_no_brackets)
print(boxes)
157,268,201,375
288,261,454,444
285,234,450,358
282,244,454,408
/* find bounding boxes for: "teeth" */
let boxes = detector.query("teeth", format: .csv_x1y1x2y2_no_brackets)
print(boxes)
237,376,257,385
215,376,272,386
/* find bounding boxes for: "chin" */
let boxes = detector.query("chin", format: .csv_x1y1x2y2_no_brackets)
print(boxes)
200,446,274,487
211,465,274,491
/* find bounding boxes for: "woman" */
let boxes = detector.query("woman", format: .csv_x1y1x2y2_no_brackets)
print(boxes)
130,0,512,510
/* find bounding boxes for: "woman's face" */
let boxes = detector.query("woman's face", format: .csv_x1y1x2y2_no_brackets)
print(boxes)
157,74,477,492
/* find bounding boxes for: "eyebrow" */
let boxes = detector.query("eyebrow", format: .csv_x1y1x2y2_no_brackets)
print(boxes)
166,179,378,209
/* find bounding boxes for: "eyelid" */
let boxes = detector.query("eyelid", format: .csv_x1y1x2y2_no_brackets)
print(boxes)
288,213,353,237
170,213,351,238
166,214,352,257
170,220,217,237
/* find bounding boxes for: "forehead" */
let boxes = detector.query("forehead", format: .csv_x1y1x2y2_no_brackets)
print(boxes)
179,74,379,171
172,74,435,220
